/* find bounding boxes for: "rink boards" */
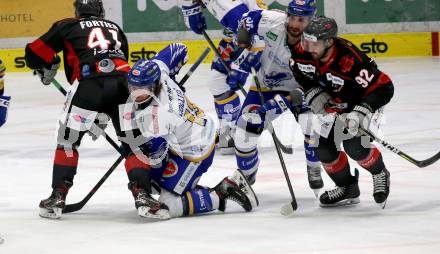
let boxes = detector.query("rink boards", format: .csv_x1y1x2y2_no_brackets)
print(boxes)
1,31,439,73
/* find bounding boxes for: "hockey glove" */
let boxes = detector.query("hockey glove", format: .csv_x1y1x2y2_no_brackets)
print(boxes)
226,68,248,91
345,103,373,136
304,87,331,115
140,137,169,168
0,95,11,127
256,94,290,120
35,55,61,86
182,3,207,35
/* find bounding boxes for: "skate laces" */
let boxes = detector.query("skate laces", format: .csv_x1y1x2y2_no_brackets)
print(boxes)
327,186,346,200
307,166,322,181
373,171,387,193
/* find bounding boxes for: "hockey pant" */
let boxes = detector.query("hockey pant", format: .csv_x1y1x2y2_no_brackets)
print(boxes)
52,76,148,191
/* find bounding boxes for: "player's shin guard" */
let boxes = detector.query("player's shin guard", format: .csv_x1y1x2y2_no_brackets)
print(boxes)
214,91,241,154
304,137,323,195
356,147,390,207
235,148,259,185
52,147,79,189
180,187,219,216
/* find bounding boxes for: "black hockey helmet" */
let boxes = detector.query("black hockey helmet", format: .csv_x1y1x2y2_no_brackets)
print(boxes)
302,16,338,44
74,0,105,18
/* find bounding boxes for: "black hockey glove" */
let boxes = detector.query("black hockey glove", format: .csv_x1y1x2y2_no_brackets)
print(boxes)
35,55,61,85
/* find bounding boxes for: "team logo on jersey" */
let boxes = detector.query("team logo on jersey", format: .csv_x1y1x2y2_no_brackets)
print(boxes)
72,114,92,124
163,159,178,178
339,55,355,73
263,72,292,88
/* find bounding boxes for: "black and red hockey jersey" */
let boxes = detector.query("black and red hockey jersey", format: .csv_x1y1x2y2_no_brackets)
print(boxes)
25,16,129,84
291,38,394,113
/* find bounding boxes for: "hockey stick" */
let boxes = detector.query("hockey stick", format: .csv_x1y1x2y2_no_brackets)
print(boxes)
201,30,293,154
55,53,209,213
251,67,298,215
358,127,440,168
63,155,124,213
178,47,211,86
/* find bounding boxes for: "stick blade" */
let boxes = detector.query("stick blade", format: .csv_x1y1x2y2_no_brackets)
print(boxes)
417,151,440,168
280,201,298,216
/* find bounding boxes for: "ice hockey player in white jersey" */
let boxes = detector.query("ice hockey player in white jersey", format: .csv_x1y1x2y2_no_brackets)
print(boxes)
123,43,258,219
0,59,11,128
230,0,324,195
180,0,266,154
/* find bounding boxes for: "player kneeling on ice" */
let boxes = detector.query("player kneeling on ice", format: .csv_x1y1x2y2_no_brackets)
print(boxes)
290,16,393,208
123,43,258,219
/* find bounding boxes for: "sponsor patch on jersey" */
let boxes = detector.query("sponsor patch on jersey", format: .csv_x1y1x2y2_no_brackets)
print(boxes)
97,58,115,73
266,31,278,42
72,114,92,124
326,73,345,92
132,69,140,76
81,64,90,77
123,111,135,120
163,158,178,178
297,63,316,73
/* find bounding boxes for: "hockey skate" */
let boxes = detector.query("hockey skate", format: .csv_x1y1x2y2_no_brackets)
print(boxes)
372,168,390,209
214,176,253,212
129,182,170,220
229,169,259,208
307,165,324,198
39,181,72,219
319,169,360,207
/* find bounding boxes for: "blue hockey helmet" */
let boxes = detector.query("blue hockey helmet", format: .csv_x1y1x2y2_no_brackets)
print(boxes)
128,60,161,88
128,60,162,102
287,0,317,17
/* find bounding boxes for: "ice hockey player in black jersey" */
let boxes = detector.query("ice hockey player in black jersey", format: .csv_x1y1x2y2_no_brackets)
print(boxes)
25,0,159,219
290,16,393,208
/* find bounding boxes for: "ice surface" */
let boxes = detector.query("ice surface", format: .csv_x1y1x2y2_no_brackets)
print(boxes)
1,57,440,253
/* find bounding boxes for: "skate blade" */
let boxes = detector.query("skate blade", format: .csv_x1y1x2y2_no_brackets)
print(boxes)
231,169,259,207
39,207,62,219
319,197,360,208
377,200,387,209
138,207,170,220
312,188,321,199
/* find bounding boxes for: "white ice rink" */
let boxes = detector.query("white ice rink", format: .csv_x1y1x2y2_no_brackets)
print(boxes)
1,57,440,253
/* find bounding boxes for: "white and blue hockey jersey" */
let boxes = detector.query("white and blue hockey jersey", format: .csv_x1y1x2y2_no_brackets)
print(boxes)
121,44,217,161
241,9,300,91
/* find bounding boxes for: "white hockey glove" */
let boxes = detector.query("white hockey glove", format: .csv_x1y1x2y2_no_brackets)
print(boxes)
304,87,331,115
35,55,61,85
344,103,373,136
